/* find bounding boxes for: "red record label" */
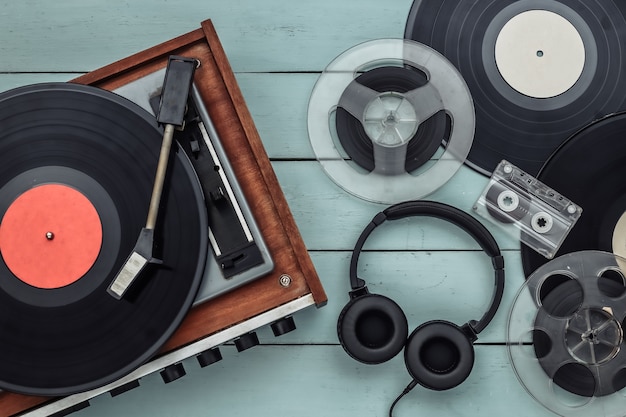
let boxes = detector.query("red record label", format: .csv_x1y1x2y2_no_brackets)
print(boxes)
0,184,103,289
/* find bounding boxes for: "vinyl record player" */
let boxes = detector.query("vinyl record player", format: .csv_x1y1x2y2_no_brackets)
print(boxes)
0,20,327,417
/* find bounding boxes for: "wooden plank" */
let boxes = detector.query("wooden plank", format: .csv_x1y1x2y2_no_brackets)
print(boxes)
0,74,76,91
0,0,413,73
64,345,552,417
255,250,526,345
236,73,317,159
273,162,520,251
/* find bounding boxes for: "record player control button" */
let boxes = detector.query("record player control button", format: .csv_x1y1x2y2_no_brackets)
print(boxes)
271,316,296,337
197,347,223,368
160,363,186,384
234,332,260,352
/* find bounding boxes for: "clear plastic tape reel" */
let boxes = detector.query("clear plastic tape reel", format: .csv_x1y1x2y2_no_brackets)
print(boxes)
307,39,475,204
508,251,626,417
474,160,582,258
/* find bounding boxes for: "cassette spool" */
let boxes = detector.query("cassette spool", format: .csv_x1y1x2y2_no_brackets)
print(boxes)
508,251,626,417
473,160,581,259
307,39,475,204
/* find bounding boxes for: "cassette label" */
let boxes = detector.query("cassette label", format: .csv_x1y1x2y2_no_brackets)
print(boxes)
473,160,582,258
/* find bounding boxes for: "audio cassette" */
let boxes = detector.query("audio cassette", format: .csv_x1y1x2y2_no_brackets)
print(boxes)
473,160,581,258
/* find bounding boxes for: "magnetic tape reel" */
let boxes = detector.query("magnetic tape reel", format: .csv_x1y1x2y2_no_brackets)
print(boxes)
307,39,475,204
508,251,626,417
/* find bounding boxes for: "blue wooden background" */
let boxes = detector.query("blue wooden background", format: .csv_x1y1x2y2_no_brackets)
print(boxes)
0,1,561,416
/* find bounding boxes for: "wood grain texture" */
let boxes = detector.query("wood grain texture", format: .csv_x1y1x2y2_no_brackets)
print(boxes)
0,0,413,72
274,162,520,251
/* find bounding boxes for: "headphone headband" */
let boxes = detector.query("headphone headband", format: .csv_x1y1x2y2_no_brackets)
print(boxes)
348,200,505,334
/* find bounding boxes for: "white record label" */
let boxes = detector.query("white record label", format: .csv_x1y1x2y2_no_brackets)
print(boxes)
495,10,585,99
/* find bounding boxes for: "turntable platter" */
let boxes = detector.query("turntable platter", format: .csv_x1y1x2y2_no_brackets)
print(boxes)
0,83,207,396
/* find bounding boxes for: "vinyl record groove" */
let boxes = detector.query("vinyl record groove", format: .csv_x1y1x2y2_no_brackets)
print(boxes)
405,0,626,176
521,112,626,277
0,83,208,396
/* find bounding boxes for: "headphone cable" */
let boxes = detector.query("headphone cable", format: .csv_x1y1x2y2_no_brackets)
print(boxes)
389,380,418,417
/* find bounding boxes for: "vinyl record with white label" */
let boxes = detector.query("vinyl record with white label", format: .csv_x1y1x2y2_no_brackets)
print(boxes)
405,0,626,176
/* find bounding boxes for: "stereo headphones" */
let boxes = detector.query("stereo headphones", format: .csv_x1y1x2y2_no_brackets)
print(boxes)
337,201,505,391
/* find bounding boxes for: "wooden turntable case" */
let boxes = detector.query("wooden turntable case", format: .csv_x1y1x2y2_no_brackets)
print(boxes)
0,19,327,417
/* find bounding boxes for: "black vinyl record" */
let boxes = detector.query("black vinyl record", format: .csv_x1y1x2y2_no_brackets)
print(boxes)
0,83,207,395
521,112,626,277
405,0,626,176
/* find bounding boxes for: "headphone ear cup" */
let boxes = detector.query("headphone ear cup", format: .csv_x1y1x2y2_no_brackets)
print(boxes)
337,293,408,364
404,320,475,390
